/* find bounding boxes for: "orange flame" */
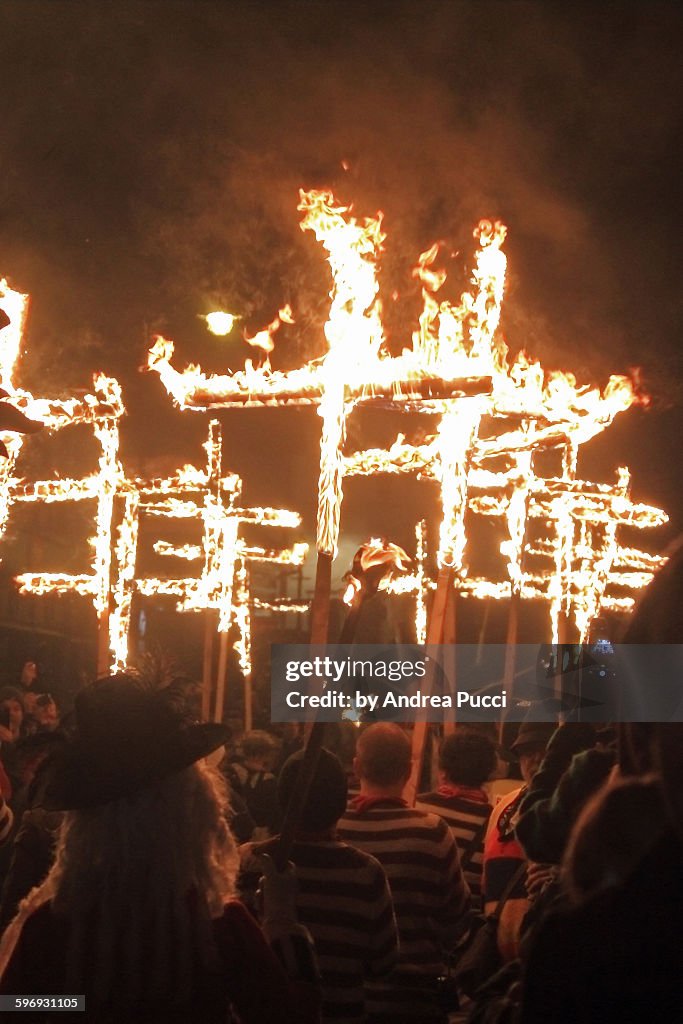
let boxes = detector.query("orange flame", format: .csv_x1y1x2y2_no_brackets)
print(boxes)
342,537,411,606
137,188,666,638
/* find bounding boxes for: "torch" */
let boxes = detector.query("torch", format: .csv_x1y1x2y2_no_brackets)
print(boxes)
273,538,410,870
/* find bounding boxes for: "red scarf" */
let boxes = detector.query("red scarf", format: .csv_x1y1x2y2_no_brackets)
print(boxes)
437,782,490,804
350,794,409,814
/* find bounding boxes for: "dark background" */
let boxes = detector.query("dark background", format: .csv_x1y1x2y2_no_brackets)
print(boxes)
0,1,681,683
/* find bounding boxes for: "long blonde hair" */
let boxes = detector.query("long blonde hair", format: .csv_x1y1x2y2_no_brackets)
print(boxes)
0,760,239,1007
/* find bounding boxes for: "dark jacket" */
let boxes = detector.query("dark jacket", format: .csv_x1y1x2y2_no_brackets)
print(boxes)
520,829,683,1023
516,726,615,864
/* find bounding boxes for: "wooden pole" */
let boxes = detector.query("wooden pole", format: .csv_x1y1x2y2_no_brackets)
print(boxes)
214,629,229,725
244,671,253,733
475,597,491,667
302,552,333,741
309,551,333,646
405,565,454,804
442,587,458,738
96,609,111,678
500,588,520,742
555,612,581,718
275,549,333,867
202,610,215,721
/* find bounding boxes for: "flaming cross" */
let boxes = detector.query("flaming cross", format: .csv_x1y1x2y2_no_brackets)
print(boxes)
0,288,307,675
383,462,666,644
0,284,127,670
146,190,666,646
11,415,307,676
147,191,494,565
125,420,308,674
0,281,43,535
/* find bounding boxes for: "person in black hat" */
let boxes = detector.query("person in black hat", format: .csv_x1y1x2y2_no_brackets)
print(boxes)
481,717,556,962
0,675,320,1023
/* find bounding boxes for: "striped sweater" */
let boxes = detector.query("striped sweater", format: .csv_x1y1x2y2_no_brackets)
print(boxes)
338,799,470,1023
238,837,398,1024
415,788,492,908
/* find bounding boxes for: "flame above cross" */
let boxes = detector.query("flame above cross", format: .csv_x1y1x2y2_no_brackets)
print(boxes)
146,189,666,641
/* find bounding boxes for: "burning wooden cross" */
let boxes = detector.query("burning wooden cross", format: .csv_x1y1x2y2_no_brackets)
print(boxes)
11,416,306,690
0,286,307,688
146,188,666,652
122,421,308,721
146,193,506,642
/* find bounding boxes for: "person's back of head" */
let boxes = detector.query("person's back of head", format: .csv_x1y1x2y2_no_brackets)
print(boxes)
241,729,278,771
439,730,497,789
355,723,412,790
277,747,348,833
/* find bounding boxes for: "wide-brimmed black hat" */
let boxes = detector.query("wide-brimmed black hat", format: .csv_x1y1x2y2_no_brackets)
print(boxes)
40,674,229,810
510,720,556,753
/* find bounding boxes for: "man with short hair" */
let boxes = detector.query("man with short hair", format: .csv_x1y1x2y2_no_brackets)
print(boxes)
338,723,470,1024
239,747,399,1024
417,729,497,908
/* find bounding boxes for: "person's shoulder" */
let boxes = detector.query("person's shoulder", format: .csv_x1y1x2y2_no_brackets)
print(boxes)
490,785,523,821
416,789,444,806
330,838,389,875
571,746,616,775
399,806,452,834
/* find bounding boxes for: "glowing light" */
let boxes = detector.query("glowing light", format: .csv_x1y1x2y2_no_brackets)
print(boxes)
205,311,237,336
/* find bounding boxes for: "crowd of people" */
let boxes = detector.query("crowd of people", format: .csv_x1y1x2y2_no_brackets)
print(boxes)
0,544,680,1022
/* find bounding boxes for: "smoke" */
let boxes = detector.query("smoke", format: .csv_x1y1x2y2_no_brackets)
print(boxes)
0,1,681,513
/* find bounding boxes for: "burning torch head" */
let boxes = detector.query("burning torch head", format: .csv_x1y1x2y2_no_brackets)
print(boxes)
342,538,411,606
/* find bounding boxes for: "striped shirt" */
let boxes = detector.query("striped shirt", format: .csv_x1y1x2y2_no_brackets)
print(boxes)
238,837,398,1024
338,798,470,1023
416,788,492,908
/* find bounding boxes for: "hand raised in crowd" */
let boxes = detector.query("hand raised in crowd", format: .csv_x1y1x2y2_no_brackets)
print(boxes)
525,862,558,901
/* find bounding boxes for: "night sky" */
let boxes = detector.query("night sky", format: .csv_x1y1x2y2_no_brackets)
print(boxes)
1,1,682,591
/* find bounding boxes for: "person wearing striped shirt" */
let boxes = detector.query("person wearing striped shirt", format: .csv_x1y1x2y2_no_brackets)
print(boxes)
416,730,497,909
338,724,471,1024
239,747,398,1024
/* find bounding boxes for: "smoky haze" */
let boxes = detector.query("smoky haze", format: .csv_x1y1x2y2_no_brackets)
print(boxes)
0,0,681,557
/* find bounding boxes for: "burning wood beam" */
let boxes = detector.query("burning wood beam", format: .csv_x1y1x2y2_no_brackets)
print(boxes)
146,190,659,645
1,183,670,692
